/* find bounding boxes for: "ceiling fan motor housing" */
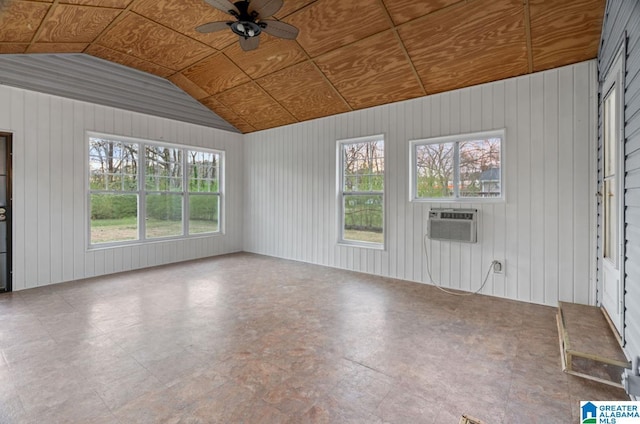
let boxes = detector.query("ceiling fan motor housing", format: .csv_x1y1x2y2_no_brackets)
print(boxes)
230,1,262,38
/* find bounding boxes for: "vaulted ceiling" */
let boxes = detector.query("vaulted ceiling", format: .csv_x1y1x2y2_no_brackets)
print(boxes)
0,0,606,133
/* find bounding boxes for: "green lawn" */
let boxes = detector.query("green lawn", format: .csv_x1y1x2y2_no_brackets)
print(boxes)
344,229,384,244
91,216,218,244
92,218,380,244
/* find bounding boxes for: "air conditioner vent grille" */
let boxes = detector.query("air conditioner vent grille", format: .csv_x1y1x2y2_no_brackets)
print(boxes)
427,209,477,243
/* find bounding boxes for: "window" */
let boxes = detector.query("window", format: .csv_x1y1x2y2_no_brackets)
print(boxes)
145,146,183,239
599,45,624,335
89,139,139,244
338,135,384,247
603,87,617,263
88,134,223,247
410,130,504,201
187,151,221,234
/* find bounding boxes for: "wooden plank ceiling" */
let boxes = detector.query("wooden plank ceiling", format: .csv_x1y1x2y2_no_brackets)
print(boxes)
0,0,605,133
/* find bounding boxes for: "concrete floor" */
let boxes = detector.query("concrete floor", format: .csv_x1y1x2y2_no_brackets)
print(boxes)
0,253,628,423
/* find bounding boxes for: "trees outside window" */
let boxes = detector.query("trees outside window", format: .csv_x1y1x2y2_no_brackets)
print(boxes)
88,134,223,246
411,130,503,201
145,146,183,239
188,151,220,235
339,136,384,247
89,139,139,244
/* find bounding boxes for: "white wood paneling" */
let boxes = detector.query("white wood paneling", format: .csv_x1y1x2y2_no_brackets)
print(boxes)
244,61,597,307
0,85,243,291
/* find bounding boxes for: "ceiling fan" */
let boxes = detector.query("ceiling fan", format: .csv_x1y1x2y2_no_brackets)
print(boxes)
197,0,300,51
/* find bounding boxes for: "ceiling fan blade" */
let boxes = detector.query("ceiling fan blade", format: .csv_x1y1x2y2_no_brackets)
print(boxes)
203,0,239,15
249,0,283,18
260,20,299,40
239,35,260,51
196,21,231,33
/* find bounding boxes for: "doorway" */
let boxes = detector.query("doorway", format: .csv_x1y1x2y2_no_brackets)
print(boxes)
600,47,625,338
0,133,12,292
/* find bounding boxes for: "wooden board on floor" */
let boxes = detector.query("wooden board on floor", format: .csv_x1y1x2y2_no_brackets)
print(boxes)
559,301,627,363
557,301,630,387
460,415,486,424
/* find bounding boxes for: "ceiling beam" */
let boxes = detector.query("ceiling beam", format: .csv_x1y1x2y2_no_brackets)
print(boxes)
524,0,534,73
82,0,137,55
375,0,427,96
27,0,58,50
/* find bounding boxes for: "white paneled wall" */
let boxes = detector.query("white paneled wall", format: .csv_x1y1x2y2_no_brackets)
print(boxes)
244,61,597,307
0,85,244,291
0,60,598,305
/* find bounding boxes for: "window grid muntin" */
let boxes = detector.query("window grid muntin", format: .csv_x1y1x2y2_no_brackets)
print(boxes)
188,150,221,194
89,139,139,192
145,146,183,192
342,141,384,193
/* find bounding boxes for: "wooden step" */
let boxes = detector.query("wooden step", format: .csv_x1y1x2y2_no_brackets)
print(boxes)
557,301,631,388
460,415,486,424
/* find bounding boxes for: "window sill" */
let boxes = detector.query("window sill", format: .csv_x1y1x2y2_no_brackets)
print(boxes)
411,197,505,204
337,240,386,251
87,232,223,251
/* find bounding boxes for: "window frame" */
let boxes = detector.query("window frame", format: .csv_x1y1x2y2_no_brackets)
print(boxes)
336,134,386,250
186,150,224,236
88,138,140,245
144,145,185,240
409,129,505,203
87,132,224,249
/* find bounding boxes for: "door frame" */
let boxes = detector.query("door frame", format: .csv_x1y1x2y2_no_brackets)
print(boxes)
0,132,12,293
598,41,626,341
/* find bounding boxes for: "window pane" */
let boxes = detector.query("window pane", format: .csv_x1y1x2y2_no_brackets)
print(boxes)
89,139,138,191
604,88,617,177
343,194,383,244
90,193,138,244
146,194,183,239
458,138,501,198
188,151,220,193
604,178,617,263
342,140,384,192
145,146,183,191
415,143,454,198
189,194,219,234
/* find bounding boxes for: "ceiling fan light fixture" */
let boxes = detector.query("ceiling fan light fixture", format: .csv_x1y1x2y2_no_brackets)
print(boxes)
230,21,261,38
198,0,298,51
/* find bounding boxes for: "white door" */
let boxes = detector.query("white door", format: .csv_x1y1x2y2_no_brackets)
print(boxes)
600,47,625,336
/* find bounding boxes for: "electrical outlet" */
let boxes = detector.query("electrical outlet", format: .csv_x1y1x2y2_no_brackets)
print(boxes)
493,260,504,274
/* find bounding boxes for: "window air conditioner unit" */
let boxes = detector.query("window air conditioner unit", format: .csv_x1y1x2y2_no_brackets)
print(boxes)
427,208,477,243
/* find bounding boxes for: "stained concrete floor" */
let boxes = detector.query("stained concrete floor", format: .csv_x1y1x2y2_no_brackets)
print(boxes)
0,253,628,423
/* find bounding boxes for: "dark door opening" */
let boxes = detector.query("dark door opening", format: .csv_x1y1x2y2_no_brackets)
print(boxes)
0,133,12,292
